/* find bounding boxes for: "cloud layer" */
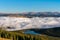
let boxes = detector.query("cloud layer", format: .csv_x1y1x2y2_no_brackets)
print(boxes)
0,17,60,31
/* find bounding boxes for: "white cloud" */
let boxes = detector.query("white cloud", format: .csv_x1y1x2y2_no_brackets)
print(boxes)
0,17,60,31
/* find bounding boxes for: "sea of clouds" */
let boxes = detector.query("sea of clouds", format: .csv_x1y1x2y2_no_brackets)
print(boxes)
0,17,60,31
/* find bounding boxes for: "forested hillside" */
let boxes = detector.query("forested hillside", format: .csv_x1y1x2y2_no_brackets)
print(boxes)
0,28,60,40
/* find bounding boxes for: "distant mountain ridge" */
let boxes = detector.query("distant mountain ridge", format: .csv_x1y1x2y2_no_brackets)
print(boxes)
0,12,60,17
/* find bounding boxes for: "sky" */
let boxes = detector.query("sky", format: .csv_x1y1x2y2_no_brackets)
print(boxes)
0,0,60,13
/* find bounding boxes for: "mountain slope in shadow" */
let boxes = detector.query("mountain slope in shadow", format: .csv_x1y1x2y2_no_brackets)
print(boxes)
24,27,60,37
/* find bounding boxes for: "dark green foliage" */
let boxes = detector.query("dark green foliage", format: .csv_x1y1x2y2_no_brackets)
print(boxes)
0,29,60,40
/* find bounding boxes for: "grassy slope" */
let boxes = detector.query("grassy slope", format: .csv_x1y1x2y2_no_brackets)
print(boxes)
0,29,60,40
0,38,11,40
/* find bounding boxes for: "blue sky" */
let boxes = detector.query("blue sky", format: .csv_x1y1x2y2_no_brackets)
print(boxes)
0,0,60,13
